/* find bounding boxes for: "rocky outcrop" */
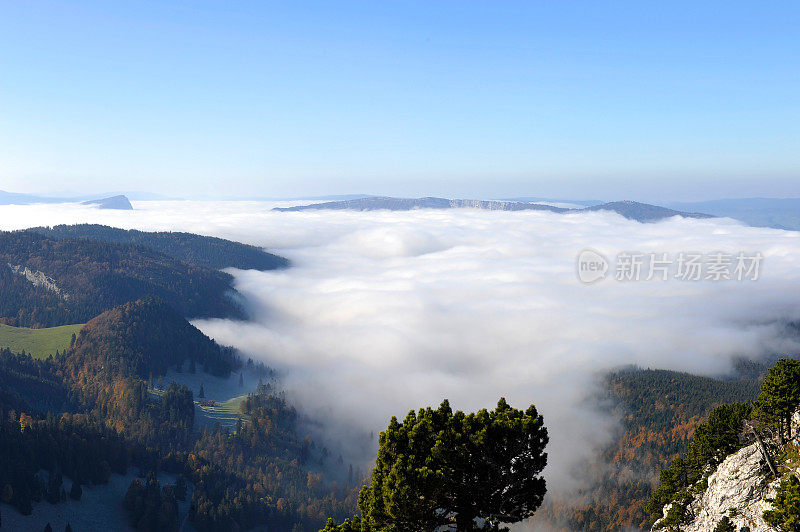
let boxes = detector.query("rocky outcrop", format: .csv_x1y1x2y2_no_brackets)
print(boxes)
8,263,68,299
652,430,800,532
660,443,777,531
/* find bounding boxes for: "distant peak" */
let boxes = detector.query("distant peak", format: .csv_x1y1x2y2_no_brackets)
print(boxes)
81,195,133,210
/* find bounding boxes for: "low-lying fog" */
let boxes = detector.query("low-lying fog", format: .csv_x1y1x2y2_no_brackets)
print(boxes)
4,200,800,499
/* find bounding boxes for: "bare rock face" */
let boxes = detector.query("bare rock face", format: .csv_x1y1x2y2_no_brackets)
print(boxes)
654,443,778,532
8,263,68,300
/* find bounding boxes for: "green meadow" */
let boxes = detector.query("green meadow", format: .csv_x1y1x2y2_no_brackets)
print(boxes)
194,396,247,431
0,323,84,359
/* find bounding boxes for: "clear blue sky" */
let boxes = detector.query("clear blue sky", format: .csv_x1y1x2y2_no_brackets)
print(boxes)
1,1,798,200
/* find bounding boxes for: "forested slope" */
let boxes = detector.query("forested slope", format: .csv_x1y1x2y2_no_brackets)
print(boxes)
31,224,288,271
0,297,358,531
533,364,765,530
0,348,72,415
0,230,245,327
69,296,237,379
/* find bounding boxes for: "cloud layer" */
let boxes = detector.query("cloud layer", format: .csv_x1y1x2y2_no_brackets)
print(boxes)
4,201,800,499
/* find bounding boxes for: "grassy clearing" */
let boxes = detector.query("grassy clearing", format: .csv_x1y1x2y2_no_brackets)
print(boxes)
0,323,84,359
149,367,259,432
148,385,242,430
195,404,242,431
194,395,249,431
219,394,247,415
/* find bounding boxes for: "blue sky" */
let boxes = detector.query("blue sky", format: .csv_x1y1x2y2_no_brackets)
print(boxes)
1,1,798,200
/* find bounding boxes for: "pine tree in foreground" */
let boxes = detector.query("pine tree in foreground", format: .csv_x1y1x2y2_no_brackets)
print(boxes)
323,397,548,532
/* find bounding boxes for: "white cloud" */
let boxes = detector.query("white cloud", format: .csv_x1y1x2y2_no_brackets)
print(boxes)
3,201,800,498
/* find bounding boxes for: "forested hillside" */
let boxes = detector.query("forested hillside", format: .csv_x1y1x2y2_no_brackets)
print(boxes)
190,392,358,530
31,224,289,271
0,348,72,415
69,296,238,379
533,364,765,530
0,297,359,531
0,410,132,516
0,230,245,327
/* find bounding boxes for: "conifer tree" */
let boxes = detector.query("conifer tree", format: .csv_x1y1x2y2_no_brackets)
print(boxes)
755,358,800,442
713,516,735,532
764,474,800,531
325,398,548,531
69,482,82,501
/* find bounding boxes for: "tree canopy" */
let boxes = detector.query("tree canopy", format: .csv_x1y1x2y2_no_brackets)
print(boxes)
754,358,800,442
764,474,800,531
324,398,548,532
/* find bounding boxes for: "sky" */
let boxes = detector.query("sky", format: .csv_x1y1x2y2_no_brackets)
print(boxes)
1,1,798,200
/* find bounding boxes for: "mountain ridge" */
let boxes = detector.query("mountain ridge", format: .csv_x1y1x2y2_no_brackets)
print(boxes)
29,224,289,271
273,196,712,222
0,230,247,327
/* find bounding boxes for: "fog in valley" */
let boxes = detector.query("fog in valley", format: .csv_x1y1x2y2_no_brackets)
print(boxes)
4,200,800,500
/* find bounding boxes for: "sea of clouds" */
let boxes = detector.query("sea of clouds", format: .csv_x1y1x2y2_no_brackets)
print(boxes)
3,200,800,505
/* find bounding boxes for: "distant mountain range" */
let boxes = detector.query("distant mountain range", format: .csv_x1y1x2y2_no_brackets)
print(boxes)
273,197,712,222
582,201,713,222
501,197,603,207
4,188,797,229
666,198,800,231
0,190,75,205
277,195,800,230
277,196,567,212
0,190,135,210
